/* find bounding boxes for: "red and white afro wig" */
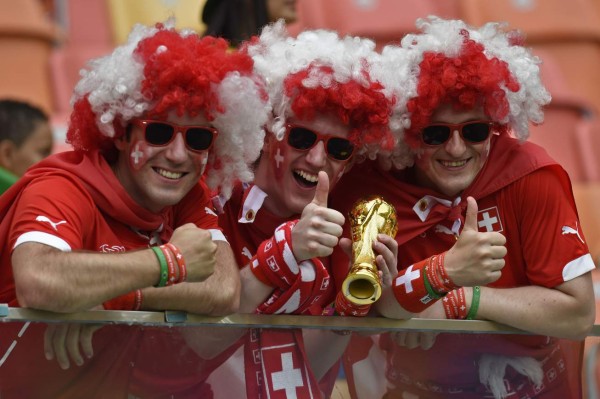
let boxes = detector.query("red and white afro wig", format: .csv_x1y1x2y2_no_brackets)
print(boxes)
372,16,551,167
67,20,270,198
243,20,395,160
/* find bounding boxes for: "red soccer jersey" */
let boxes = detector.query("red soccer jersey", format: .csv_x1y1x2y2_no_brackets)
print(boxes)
330,135,594,398
198,183,335,399
0,151,221,398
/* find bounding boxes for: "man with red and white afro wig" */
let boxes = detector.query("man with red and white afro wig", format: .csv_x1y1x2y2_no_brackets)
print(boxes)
69,20,270,198
187,20,398,399
0,20,272,397
332,16,595,399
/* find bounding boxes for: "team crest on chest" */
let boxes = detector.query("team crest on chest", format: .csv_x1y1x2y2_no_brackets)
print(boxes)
477,206,503,233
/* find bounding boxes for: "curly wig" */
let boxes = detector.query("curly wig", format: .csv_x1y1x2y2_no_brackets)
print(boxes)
243,20,395,160
67,21,271,198
372,16,551,165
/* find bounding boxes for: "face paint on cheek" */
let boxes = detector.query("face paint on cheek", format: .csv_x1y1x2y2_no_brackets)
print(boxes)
333,166,346,186
271,142,287,180
192,152,209,175
415,149,434,173
479,140,492,168
129,139,152,170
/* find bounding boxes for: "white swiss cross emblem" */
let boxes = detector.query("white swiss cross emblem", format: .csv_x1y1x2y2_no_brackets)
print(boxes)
267,256,280,272
477,206,503,232
271,352,303,398
395,265,420,293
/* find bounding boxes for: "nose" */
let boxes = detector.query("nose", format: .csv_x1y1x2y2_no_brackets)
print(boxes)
305,140,327,168
165,131,188,163
444,130,467,157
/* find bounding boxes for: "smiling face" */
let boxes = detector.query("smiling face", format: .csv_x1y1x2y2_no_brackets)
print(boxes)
256,113,352,217
113,111,211,213
414,104,493,198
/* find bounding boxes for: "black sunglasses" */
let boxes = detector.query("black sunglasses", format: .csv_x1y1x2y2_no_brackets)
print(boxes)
286,124,354,161
133,120,218,152
421,121,494,146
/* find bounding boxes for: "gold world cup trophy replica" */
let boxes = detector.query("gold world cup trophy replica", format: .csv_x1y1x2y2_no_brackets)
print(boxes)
342,196,398,305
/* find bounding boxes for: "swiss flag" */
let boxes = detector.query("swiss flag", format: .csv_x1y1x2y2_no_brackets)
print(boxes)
261,344,314,399
477,206,503,233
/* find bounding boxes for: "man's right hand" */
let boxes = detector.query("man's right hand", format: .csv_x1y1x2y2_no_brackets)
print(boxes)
444,196,507,286
169,224,216,282
292,171,345,262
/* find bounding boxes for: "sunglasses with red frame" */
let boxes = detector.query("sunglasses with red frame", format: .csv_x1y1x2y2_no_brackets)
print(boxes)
132,119,218,152
286,124,355,161
421,120,494,146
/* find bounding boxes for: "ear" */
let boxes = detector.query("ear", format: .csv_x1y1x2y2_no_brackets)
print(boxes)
113,134,128,151
0,140,16,170
262,132,276,154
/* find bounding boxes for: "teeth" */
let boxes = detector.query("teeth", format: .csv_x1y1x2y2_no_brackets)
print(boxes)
295,170,318,183
157,168,183,179
440,160,467,167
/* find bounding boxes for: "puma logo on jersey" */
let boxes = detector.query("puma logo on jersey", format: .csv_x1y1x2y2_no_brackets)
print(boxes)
241,247,253,260
35,215,67,231
434,224,454,236
562,222,584,243
99,244,126,253
204,207,217,217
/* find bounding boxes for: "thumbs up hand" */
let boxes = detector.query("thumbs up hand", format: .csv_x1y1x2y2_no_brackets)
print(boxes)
444,197,507,286
291,171,346,262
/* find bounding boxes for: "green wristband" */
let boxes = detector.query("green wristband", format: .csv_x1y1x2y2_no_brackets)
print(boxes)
151,246,168,287
466,286,481,320
423,269,444,300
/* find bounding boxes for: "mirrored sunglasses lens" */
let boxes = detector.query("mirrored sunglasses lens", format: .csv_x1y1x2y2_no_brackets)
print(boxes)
186,128,214,151
327,138,354,160
422,125,451,145
145,123,175,145
462,123,491,143
288,127,318,150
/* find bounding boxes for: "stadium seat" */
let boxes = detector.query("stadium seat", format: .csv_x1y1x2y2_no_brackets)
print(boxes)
0,0,56,115
459,0,600,113
292,0,461,48
527,49,599,182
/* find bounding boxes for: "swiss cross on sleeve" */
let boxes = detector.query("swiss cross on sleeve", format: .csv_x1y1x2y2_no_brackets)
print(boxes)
392,258,442,313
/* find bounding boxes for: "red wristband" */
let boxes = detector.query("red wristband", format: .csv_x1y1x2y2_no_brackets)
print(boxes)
103,289,143,311
134,289,143,311
335,291,371,317
437,252,459,291
160,244,178,286
392,258,442,313
425,255,445,293
164,243,187,283
442,288,467,319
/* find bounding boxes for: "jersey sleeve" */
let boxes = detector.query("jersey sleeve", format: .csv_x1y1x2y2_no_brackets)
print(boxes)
515,167,594,287
10,175,96,252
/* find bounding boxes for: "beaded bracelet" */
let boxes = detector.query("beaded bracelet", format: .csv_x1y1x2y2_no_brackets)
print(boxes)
466,286,481,320
151,246,168,287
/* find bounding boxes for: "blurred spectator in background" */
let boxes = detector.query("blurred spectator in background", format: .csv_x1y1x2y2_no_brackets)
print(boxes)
0,99,53,194
201,0,297,46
